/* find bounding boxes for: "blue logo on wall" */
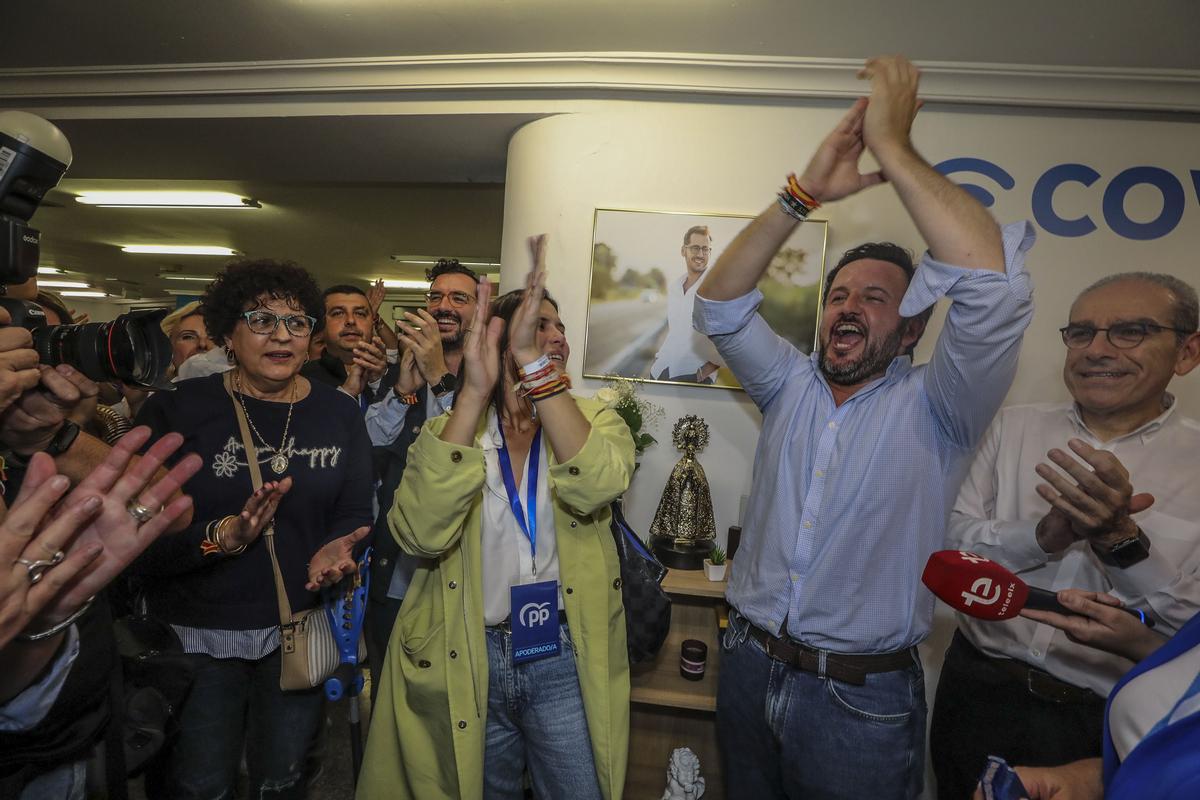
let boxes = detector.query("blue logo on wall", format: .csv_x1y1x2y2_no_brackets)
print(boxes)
934,158,1200,241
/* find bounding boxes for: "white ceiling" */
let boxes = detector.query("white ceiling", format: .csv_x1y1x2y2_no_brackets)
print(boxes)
7,1,1199,70
8,0,1199,302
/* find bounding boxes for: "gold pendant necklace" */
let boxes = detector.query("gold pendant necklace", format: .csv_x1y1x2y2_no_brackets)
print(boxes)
234,370,297,475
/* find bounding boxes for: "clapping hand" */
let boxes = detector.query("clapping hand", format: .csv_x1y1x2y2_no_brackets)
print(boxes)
396,309,450,387
796,98,885,204
305,526,370,591
457,276,502,402
7,426,201,639
857,55,922,159
220,476,292,551
508,235,550,367
1034,439,1154,548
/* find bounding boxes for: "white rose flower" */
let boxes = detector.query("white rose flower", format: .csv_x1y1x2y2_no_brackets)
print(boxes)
595,387,619,406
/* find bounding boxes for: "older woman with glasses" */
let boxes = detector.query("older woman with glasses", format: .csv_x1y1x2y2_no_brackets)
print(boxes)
131,259,373,800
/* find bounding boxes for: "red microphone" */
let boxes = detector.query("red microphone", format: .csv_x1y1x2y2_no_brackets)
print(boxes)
922,550,1154,627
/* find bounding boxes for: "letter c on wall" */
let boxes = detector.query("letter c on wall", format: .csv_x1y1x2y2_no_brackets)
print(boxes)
1032,164,1100,237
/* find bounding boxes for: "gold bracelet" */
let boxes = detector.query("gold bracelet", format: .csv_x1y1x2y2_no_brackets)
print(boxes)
216,515,248,555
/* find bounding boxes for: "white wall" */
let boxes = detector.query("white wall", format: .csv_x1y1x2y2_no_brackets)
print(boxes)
502,100,1200,545
501,100,1199,796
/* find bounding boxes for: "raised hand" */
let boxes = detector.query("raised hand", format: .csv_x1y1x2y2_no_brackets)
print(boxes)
351,339,388,385
222,476,293,550
0,456,104,647
365,279,387,316
340,363,366,399
1034,439,1154,547
394,347,423,396
25,427,201,627
796,98,885,203
508,235,550,366
305,526,370,591
857,55,922,159
396,309,450,384
458,275,502,402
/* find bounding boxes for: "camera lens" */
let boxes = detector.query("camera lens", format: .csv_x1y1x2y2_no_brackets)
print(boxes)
32,308,174,390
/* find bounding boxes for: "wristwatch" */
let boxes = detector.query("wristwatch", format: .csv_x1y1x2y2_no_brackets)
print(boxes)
0,420,82,470
430,372,458,397
1093,527,1151,568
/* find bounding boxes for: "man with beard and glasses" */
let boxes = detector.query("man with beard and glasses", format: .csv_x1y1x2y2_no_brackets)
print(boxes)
359,258,479,684
693,56,1035,800
302,284,396,408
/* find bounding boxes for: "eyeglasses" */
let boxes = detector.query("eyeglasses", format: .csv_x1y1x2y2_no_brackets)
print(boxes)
685,245,712,255
240,310,317,337
425,291,473,307
1059,321,1192,350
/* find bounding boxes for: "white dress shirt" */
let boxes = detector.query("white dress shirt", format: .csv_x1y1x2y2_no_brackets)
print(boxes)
651,273,722,379
480,410,562,626
949,398,1200,695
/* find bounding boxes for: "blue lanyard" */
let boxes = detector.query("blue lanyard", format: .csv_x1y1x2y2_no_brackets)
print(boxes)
497,424,542,571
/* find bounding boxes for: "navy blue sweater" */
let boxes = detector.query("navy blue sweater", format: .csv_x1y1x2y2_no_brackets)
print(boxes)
132,373,373,630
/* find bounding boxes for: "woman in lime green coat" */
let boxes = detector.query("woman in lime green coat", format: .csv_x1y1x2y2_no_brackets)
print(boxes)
359,238,635,800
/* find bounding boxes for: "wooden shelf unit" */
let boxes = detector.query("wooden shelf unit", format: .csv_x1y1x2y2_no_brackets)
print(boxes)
625,566,728,798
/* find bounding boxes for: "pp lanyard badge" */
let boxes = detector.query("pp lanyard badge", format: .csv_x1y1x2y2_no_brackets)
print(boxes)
497,425,558,663
510,580,560,664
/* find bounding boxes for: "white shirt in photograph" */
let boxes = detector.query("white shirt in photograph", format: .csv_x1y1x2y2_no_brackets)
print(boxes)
650,274,723,380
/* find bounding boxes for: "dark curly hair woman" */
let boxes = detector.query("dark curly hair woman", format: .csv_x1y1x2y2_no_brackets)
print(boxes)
131,259,373,799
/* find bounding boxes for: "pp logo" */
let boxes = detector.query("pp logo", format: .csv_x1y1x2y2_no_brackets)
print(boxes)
518,601,552,628
961,578,1001,607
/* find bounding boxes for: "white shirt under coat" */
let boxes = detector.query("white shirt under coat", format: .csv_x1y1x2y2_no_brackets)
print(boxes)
480,410,563,626
949,398,1200,696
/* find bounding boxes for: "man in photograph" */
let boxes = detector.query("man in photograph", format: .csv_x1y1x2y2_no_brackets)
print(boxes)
650,225,724,384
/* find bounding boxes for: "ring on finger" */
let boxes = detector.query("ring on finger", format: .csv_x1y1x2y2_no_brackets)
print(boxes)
16,550,65,584
126,499,159,524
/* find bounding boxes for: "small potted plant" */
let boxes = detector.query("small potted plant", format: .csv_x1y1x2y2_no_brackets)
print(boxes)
704,545,727,582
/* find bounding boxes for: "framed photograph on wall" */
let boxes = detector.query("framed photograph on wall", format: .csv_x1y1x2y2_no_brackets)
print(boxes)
582,207,829,390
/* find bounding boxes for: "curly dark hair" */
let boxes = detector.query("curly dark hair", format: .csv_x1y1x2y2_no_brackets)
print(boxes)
426,258,479,283
200,259,323,345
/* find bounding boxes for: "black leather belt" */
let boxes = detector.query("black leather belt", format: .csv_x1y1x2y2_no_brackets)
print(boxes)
747,623,914,686
951,631,1102,706
487,610,568,633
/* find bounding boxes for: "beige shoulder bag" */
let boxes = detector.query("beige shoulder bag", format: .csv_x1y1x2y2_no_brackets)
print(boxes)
224,372,339,691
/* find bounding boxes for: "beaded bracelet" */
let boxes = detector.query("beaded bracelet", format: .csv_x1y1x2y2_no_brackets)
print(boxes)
778,173,821,221
527,373,572,401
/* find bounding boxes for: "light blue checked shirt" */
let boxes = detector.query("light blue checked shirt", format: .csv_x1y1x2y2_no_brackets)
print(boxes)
694,221,1035,653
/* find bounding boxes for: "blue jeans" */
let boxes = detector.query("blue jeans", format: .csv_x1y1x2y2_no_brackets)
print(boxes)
716,608,926,800
160,649,325,800
483,623,602,800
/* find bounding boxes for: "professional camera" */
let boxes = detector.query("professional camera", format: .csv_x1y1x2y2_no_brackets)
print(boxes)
1,301,175,390
0,110,72,289
0,111,174,389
